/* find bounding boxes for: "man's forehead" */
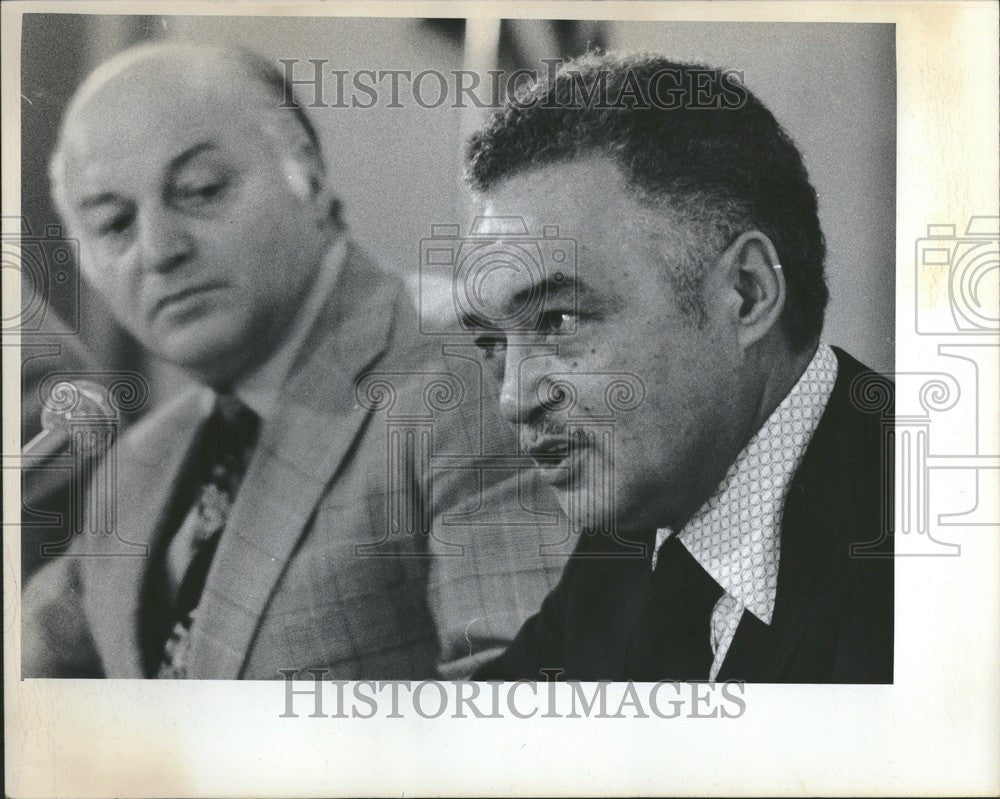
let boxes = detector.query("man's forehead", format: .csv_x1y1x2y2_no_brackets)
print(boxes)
61,110,239,196
469,157,685,325
58,52,285,194
75,45,266,103
70,52,273,129
481,157,631,219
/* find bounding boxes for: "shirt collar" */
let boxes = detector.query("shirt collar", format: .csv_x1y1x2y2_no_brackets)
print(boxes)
233,237,348,420
653,344,839,624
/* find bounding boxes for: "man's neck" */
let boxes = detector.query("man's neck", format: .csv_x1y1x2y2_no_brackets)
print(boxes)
746,339,819,439
664,339,819,533
231,235,348,418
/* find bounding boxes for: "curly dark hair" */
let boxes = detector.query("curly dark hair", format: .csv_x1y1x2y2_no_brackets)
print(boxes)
466,52,828,351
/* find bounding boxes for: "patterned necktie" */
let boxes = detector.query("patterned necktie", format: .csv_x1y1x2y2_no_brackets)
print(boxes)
157,395,260,679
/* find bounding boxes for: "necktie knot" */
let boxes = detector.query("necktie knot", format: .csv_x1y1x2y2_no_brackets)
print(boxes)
640,533,724,680
214,393,259,447
205,395,260,495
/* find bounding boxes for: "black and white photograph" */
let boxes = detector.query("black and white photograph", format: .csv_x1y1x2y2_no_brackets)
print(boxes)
3,2,997,796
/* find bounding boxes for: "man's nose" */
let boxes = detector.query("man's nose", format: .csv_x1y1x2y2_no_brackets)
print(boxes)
497,344,544,427
136,205,194,273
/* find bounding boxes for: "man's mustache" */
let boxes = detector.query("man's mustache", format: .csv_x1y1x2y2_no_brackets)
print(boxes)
519,419,566,443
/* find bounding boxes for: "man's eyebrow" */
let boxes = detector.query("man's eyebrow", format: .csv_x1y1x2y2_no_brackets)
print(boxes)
166,141,219,174
509,274,595,310
78,192,124,211
459,276,611,331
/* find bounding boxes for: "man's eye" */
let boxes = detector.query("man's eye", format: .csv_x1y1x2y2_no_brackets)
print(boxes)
473,333,506,358
537,310,575,335
176,180,226,204
98,212,134,237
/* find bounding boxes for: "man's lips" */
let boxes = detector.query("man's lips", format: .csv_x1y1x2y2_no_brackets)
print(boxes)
523,435,572,469
152,282,228,315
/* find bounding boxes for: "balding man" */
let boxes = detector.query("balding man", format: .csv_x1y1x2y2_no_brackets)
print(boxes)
22,43,565,679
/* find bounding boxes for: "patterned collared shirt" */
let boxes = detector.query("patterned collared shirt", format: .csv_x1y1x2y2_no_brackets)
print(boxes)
652,344,839,682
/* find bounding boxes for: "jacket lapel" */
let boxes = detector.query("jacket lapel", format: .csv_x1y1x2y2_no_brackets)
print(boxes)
185,243,402,678
82,387,214,677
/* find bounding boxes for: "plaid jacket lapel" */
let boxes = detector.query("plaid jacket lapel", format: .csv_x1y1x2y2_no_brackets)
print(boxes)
184,243,402,679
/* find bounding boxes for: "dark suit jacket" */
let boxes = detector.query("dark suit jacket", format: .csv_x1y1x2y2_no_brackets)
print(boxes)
22,242,566,679
475,347,894,684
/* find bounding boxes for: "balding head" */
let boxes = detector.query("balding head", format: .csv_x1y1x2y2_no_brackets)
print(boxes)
51,42,337,227
52,42,344,386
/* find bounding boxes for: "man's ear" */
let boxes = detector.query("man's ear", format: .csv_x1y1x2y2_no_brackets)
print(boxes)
306,168,343,231
279,133,341,231
720,230,786,350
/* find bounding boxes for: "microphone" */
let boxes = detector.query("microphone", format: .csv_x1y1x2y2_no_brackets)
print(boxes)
22,379,117,464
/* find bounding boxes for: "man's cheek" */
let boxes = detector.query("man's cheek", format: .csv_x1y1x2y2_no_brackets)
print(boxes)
83,268,128,317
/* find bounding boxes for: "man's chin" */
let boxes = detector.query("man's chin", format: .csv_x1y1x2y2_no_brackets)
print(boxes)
557,485,659,537
557,487,617,533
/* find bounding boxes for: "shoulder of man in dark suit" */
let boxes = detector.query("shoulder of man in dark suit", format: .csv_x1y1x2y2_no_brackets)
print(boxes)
778,345,894,682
